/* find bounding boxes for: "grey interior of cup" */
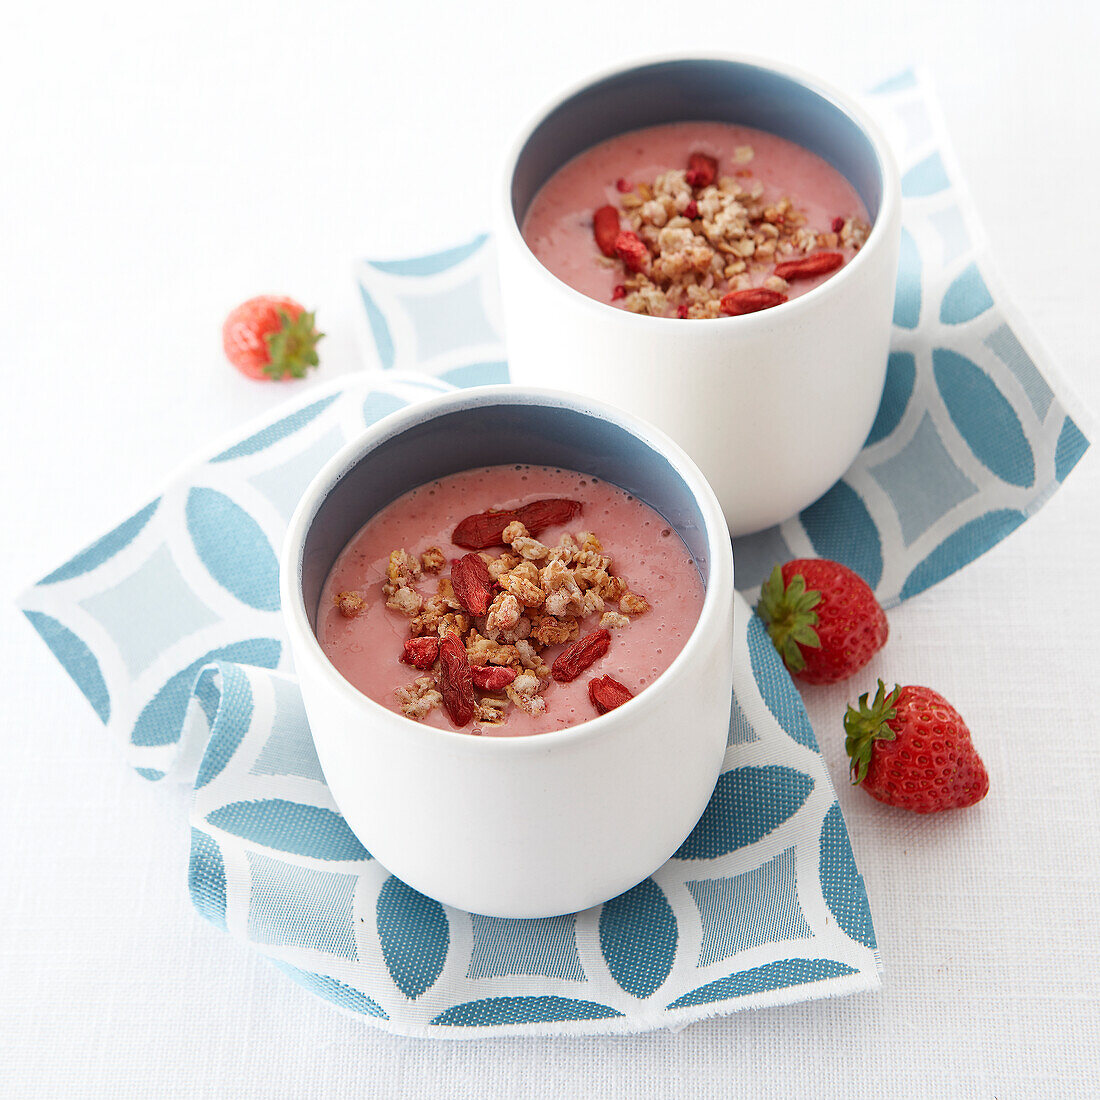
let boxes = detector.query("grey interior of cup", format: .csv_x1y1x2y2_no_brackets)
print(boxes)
510,58,884,225
299,400,712,632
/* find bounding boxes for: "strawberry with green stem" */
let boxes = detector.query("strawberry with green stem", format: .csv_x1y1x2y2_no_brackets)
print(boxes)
845,680,989,813
756,559,887,685
222,295,323,380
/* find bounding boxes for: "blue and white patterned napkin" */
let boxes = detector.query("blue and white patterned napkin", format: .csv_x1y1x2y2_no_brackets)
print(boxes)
18,70,1090,1038
18,369,880,1036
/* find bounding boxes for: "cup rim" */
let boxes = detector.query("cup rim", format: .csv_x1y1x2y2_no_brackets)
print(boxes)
497,50,901,329
280,385,735,757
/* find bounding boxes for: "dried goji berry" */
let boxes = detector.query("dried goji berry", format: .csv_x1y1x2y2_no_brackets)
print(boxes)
831,216,845,233
588,675,634,714
593,205,621,257
471,665,517,691
438,632,476,726
401,636,439,669
450,552,495,615
453,499,583,550
614,230,650,275
615,177,632,193
684,199,698,219
774,252,844,280
719,288,788,316
676,304,689,319
515,498,582,534
685,152,718,188
452,510,514,549
611,284,626,301
552,628,611,683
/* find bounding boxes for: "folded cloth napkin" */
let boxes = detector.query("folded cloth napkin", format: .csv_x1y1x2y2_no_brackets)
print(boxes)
18,70,1090,1038
18,364,881,1036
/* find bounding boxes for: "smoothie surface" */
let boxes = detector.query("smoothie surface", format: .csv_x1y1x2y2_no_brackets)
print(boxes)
317,465,705,736
522,121,870,316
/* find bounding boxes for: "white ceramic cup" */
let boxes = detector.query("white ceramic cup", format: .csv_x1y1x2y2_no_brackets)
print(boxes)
497,54,901,537
280,387,735,918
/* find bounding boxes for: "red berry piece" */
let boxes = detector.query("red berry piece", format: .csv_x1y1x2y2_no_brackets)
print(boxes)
552,629,611,683
685,152,718,188
452,499,582,550
588,675,633,714
593,205,621,257
719,288,787,316
471,665,517,691
401,637,439,670
614,231,650,275
450,553,495,616
773,252,844,281
437,632,476,727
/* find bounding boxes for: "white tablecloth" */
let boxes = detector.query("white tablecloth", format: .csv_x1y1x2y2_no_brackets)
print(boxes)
3,1,1097,1096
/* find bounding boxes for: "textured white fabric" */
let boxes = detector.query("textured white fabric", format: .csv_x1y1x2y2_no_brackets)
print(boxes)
2,1,1098,1096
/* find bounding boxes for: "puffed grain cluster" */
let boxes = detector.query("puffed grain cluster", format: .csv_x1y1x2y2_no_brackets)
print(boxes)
613,148,870,318
357,527,651,725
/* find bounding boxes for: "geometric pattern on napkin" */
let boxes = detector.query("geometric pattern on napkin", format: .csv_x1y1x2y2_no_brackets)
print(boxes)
19,375,450,780
186,597,879,1038
17,368,878,1034
353,69,1090,609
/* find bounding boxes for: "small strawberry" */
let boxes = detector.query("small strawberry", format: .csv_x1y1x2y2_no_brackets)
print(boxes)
756,559,887,684
845,680,989,813
222,296,323,381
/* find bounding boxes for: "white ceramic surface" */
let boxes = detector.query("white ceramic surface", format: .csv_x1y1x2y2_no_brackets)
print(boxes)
497,54,902,537
280,387,735,918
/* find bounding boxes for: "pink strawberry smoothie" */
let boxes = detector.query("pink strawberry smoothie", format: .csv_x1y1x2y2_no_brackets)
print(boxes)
522,121,870,313
317,465,705,737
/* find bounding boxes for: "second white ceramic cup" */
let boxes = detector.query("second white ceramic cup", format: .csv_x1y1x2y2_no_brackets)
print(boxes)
497,54,901,537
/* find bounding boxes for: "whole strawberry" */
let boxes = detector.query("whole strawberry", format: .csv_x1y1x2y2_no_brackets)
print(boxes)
222,295,323,380
845,680,989,813
756,559,887,684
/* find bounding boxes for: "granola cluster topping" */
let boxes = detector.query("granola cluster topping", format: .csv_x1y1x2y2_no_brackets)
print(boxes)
337,502,650,730
596,147,871,319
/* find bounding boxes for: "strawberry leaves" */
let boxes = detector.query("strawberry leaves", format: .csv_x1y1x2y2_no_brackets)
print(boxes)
843,679,901,785
263,308,323,380
756,564,822,673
